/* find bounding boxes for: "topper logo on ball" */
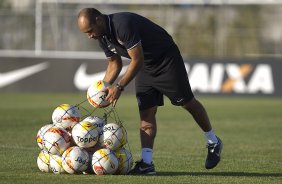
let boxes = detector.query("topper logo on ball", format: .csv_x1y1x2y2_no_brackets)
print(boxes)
76,136,97,143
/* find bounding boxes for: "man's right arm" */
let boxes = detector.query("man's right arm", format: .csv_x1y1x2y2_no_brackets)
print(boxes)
103,54,122,85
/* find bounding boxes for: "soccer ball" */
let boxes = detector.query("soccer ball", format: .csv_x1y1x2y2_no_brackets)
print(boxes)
87,80,110,108
102,123,127,150
115,148,133,174
71,121,99,148
83,115,105,135
37,150,51,172
52,104,80,130
49,155,65,174
36,124,53,149
43,127,72,155
92,148,119,175
62,146,89,174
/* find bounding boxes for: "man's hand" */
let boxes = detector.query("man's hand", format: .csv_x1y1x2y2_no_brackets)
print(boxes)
103,85,122,107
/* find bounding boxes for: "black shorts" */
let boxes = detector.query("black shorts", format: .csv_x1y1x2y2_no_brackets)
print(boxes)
135,46,194,111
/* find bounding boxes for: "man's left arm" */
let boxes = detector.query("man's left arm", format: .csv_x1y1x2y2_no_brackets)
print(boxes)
118,43,144,87
105,43,144,105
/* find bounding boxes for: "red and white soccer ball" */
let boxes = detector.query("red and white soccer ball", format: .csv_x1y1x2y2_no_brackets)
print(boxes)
83,115,105,135
87,80,110,108
91,148,119,175
102,123,127,151
71,121,99,148
36,124,53,149
37,150,51,173
49,155,65,174
43,127,72,155
52,104,80,130
115,148,133,175
62,146,89,174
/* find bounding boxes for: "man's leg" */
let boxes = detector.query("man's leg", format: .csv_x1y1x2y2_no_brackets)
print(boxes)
182,97,212,132
129,106,157,175
139,106,157,149
140,106,157,163
182,97,223,169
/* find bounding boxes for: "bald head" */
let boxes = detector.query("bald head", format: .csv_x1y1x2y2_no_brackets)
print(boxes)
77,8,102,32
77,8,106,39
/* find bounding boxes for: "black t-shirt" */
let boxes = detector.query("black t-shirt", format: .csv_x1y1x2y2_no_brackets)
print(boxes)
98,12,177,64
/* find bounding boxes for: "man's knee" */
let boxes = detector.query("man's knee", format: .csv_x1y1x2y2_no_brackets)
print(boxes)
182,97,197,111
139,106,157,137
139,106,158,120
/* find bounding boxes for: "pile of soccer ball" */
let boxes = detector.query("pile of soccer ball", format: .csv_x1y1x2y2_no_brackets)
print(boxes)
36,81,133,175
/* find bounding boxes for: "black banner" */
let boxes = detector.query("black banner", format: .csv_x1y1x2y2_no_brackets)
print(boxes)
0,57,281,96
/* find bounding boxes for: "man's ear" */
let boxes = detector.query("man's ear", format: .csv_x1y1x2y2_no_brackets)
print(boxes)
95,16,103,25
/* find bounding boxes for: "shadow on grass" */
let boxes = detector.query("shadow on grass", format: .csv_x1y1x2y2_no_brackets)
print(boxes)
155,172,282,177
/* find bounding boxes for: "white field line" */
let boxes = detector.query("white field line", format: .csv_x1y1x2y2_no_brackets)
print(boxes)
0,144,38,151
0,50,105,60
0,50,131,61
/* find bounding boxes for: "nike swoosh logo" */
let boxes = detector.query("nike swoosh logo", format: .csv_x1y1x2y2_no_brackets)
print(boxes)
0,62,49,88
176,98,184,103
139,166,154,172
74,63,128,90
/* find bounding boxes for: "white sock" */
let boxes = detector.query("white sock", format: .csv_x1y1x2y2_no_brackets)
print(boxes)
141,148,153,164
204,129,218,144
